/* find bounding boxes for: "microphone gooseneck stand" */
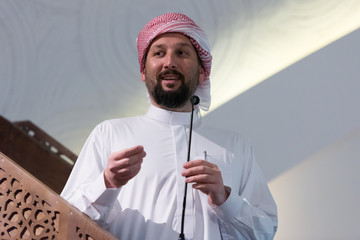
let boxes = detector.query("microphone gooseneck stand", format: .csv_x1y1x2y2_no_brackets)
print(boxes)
178,95,200,240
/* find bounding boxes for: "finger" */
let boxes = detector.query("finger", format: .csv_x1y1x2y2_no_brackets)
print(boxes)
183,159,213,169
111,145,145,160
182,163,220,178
116,162,142,178
185,173,219,184
182,165,210,177
106,159,143,187
192,182,216,192
112,154,144,171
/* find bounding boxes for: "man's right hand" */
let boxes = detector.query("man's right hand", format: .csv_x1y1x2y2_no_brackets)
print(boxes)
104,145,146,188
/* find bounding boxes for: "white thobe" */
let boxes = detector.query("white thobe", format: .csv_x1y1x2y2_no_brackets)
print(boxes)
61,104,278,240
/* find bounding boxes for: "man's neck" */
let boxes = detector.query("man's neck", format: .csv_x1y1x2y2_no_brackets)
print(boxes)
150,100,192,113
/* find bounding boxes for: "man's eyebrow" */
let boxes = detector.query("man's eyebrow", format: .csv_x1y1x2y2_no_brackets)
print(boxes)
150,42,194,50
149,44,165,50
176,42,194,48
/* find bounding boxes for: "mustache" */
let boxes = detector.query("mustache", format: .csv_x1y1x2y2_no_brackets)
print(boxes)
157,69,184,80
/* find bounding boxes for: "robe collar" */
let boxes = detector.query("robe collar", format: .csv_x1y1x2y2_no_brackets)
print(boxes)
145,104,200,126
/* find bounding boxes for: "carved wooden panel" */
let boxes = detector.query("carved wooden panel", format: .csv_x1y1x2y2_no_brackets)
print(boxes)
0,172,60,239
0,152,118,240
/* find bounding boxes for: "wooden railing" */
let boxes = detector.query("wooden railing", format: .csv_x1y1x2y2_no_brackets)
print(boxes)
0,115,75,194
14,120,78,165
0,152,118,240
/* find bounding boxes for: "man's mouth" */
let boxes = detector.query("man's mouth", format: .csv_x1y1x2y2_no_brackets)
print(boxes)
158,70,184,81
161,75,181,80
161,75,181,86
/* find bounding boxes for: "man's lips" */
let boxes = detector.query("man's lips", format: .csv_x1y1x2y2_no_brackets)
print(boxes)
159,74,182,90
161,75,181,84
161,78,179,87
158,70,184,81
161,74,181,81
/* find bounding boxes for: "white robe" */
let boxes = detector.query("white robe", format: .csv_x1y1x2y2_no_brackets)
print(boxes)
61,104,278,240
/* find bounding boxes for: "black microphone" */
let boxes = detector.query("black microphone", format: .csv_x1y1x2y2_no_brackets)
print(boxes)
178,95,200,240
190,95,200,106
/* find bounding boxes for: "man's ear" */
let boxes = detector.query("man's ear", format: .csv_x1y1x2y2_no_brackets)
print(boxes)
141,70,146,82
198,66,205,84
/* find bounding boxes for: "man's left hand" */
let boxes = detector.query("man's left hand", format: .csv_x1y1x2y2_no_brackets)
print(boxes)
182,160,230,206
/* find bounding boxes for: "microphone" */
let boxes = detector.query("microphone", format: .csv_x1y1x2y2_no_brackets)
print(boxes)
190,95,200,106
178,95,200,240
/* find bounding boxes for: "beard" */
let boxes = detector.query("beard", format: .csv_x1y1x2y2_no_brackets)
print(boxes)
145,69,199,109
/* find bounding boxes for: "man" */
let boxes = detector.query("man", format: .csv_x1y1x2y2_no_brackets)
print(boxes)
61,12,278,239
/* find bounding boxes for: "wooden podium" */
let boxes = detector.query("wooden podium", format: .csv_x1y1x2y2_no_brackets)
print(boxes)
0,152,118,239
0,116,118,239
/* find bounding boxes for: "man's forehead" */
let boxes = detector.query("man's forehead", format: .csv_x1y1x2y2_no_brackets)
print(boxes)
148,33,195,50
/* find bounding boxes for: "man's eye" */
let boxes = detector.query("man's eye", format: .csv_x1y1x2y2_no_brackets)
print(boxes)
154,51,164,56
178,50,190,57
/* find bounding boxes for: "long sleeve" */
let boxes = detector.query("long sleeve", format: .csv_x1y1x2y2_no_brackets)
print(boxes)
60,122,121,228
212,145,278,240
194,125,278,240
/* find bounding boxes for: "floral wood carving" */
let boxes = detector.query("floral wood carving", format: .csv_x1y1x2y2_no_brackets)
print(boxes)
0,155,116,240
0,167,60,239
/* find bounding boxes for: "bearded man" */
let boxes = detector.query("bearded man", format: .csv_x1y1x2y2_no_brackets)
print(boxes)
61,12,278,240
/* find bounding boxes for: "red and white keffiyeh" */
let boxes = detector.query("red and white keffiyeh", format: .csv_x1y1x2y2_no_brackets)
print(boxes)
137,12,212,111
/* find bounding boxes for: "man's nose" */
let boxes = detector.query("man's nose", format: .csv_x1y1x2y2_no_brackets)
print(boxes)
164,53,177,69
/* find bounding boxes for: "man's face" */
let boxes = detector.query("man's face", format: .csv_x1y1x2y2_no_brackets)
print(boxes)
141,32,204,111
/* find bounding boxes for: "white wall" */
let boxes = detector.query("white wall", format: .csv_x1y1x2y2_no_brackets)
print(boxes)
203,27,360,239
269,128,360,239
